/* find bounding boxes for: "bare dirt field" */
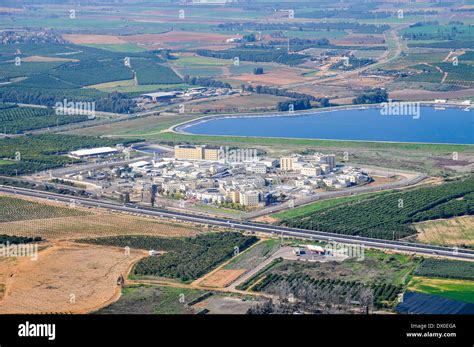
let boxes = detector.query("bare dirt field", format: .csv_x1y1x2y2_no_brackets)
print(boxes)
365,175,400,187
415,216,474,247
198,269,246,288
187,94,291,113
232,68,311,86
62,34,128,44
390,88,474,101
124,31,235,46
331,34,385,46
196,296,257,314
329,76,392,89
0,241,144,313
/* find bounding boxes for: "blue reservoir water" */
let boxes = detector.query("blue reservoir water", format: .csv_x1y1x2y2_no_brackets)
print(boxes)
181,107,474,144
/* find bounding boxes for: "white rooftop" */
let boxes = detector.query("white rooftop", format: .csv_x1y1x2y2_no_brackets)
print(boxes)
129,160,150,168
70,147,118,157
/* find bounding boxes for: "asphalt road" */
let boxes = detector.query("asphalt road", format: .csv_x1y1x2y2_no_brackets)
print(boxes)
1,185,473,261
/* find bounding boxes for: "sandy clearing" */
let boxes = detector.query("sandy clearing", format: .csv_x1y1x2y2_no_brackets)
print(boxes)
22,55,78,63
0,242,144,314
63,34,128,44
198,269,246,288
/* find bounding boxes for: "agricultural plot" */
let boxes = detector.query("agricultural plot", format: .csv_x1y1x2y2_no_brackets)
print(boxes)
238,249,418,310
282,176,474,240
0,105,88,134
132,59,183,85
97,284,209,314
49,59,134,87
0,61,67,81
224,239,280,271
79,233,258,282
407,277,474,304
273,191,390,220
196,48,308,66
402,24,474,42
0,209,202,241
0,195,89,223
186,94,291,113
0,134,139,175
0,43,169,112
415,216,474,248
415,259,474,281
253,272,402,309
0,242,144,314
408,40,474,50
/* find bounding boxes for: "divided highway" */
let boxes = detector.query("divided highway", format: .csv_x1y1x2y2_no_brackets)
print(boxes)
1,185,473,261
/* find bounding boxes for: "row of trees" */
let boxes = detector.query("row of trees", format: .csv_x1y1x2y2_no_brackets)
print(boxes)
248,274,401,314
353,88,388,104
0,88,137,114
183,75,231,89
282,176,474,240
196,48,307,66
81,233,258,282
277,99,311,112
216,21,389,34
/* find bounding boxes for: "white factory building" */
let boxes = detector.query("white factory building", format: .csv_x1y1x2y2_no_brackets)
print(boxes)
69,147,118,159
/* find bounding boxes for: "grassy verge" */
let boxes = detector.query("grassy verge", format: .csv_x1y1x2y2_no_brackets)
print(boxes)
154,131,472,153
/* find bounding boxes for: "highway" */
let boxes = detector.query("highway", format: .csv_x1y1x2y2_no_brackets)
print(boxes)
1,185,474,261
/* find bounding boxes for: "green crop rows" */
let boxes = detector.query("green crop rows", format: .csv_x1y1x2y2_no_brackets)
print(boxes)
0,105,88,134
415,259,474,281
79,232,258,282
281,176,474,240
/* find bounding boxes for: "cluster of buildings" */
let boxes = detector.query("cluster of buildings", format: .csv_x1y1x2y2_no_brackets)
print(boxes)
139,87,237,107
280,154,367,189
0,30,67,45
63,144,369,210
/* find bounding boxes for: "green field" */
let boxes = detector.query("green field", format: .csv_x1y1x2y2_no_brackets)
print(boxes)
83,43,147,53
0,160,14,166
273,190,390,219
415,258,474,281
282,176,474,240
408,277,474,304
155,131,471,153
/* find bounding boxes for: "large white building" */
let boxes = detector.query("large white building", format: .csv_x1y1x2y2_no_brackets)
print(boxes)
69,147,118,159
